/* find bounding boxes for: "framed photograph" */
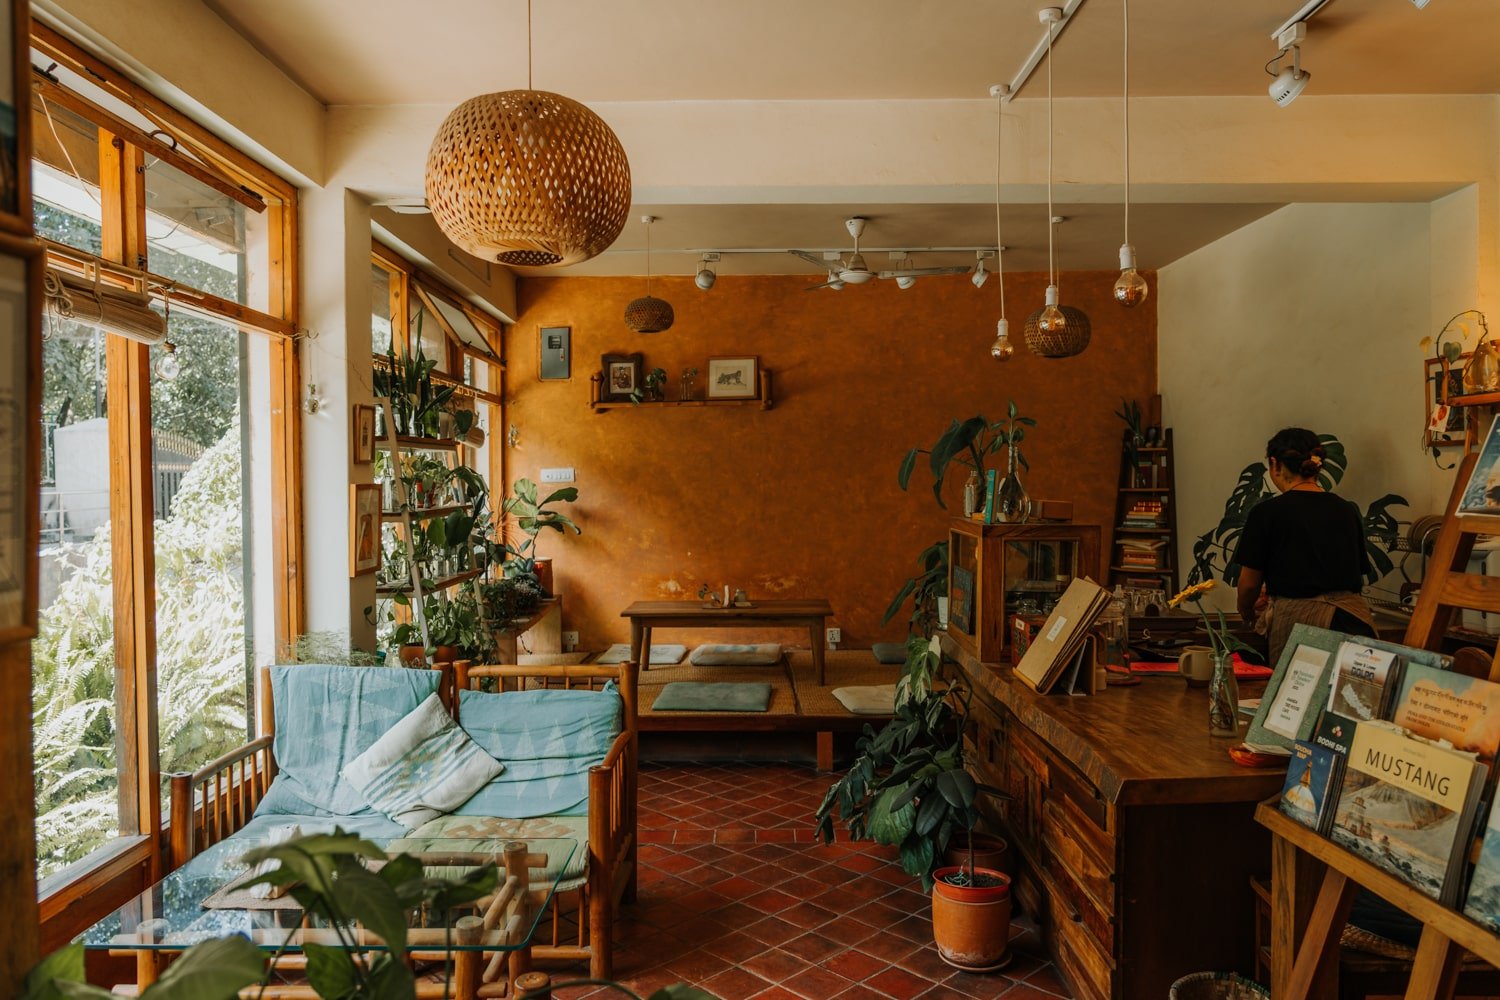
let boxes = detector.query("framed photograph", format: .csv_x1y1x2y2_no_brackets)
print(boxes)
706,356,760,400
1425,355,1469,450
0,235,41,640
352,404,376,464
540,326,571,380
601,352,642,402
0,0,29,234
350,484,382,577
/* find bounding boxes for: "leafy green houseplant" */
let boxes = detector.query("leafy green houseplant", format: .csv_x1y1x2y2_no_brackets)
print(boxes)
1186,434,1408,588
496,478,581,588
479,576,546,628
814,636,1003,891
1116,398,1143,471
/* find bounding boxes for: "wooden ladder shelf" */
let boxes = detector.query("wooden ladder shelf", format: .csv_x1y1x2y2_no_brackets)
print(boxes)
1263,448,1500,1000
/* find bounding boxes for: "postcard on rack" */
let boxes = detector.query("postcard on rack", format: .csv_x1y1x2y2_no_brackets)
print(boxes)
1460,413,1500,514
1261,645,1334,741
1279,740,1342,835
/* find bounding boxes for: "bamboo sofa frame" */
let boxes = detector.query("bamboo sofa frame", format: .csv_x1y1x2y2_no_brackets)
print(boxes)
167,659,638,980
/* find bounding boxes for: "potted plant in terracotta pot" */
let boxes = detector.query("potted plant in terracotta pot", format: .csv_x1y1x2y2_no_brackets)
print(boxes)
814,636,1013,971
496,477,581,595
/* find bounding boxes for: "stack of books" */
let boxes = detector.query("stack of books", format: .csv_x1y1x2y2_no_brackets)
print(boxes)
1272,634,1500,912
1121,499,1166,529
1118,537,1166,570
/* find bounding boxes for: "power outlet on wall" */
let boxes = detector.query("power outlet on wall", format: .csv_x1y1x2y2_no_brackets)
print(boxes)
562,631,580,651
826,627,841,647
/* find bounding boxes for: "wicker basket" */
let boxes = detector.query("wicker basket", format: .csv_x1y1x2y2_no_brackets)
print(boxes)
1168,972,1269,1000
1022,303,1092,358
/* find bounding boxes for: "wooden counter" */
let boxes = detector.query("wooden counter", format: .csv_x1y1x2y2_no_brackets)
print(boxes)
944,636,1284,1000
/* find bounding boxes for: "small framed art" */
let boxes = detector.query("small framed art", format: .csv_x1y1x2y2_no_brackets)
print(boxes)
353,404,376,464
1424,354,1469,450
350,484,382,577
0,233,41,639
706,356,759,400
601,352,642,402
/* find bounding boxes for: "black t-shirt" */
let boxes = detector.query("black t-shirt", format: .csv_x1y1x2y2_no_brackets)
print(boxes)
1233,490,1370,598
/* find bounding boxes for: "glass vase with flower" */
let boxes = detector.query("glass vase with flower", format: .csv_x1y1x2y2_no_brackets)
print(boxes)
1168,580,1256,738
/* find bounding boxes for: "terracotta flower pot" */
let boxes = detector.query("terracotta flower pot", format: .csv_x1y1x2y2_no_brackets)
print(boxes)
399,644,427,667
931,865,1012,973
533,558,554,596
431,645,459,666
942,833,1013,878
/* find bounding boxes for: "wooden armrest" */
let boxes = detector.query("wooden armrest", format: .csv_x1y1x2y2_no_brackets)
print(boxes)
169,736,275,869
599,729,632,769
188,736,273,784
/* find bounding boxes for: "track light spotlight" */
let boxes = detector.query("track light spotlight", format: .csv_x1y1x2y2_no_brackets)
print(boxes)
896,275,916,290
971,259,989,289
694,253,718,290
1267,36,1310,107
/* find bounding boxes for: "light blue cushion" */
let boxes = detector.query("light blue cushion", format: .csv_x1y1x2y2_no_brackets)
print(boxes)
256,665,443,818
179,812,407,885
455,686,622,818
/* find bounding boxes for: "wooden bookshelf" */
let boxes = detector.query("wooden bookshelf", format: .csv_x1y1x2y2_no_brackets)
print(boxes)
1108,417,1179,594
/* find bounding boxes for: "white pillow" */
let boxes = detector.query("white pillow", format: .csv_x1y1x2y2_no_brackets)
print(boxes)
689,643,783,666
342,694,503,829
833,685,897,716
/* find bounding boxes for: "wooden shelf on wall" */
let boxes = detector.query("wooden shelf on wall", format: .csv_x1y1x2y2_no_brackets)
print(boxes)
589,368,774,411
381,503,468,520
376,567,483,597
376,435,464,452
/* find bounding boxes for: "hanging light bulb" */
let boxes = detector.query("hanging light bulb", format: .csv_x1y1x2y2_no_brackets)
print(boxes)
1114,0,1148,308
991,318,1014,361
153,340,181,380
1038,285,1065,332
1114,245,1148,307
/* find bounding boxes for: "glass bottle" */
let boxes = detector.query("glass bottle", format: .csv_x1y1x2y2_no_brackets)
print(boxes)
995,447,1031,523
963,470,982,518
1208,651,1240,738
1465,339,1500,394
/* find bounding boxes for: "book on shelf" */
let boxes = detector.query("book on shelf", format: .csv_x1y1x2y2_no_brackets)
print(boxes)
1460,413,1500,515
1280,740,1343,835
1328,642,1402,724
1327,721,1488,905
1463,794,1500,932
1390,662,1500,767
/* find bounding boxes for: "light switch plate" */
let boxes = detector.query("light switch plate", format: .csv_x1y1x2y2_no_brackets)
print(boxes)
540,467,575,483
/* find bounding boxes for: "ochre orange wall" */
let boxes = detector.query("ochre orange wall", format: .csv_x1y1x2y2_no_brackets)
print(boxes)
505,270,1156,649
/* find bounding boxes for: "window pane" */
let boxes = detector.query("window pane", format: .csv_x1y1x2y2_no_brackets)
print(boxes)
31,98,101,256
412,301,447,372
149,311,251,788
144,157,266,310
33,299,119,881
372,263,392,356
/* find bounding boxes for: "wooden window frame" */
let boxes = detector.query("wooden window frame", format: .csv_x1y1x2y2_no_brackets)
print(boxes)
32,31,302,939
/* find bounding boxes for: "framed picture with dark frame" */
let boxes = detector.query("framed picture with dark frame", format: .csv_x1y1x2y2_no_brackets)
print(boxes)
0,235,43,640
706,355,760,400
0,0,29,235
352,404,376,464
601,352,642,402
350,484,382,577
1425,354,1470,450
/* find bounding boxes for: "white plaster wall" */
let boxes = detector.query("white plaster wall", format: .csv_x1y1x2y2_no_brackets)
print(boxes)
1159,202,1460,609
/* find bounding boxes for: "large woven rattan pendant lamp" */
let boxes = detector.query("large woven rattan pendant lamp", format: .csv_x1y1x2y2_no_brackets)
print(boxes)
1024,8,1091,359
624,216,674,333
424,0,631,267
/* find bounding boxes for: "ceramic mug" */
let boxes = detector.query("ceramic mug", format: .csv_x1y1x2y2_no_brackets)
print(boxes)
1178,644,1215,688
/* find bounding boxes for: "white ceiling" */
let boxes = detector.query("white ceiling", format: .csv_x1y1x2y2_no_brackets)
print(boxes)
207,0,1499,277
207,0,1500,106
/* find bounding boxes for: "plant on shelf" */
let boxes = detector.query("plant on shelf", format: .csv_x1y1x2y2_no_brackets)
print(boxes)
1116,397,1144,471
479,576,546,630
496,478,580,590
423,590,493,661
1186,433,1408,589
631,367,668,404
374,315,457,439
400,454,452,509
814,636,1012,967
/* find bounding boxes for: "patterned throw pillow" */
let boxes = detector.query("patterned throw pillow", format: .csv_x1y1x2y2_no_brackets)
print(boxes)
342,694,503,829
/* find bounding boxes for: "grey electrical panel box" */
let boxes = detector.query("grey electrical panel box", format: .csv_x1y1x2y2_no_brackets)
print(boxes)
539,326,570,380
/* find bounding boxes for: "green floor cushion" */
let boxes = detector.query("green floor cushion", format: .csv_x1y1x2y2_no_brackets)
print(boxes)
688,643,782,666
596,643,687,665
453,687,621,818
258,665,444,818
833,684,897,716
400,814,590,892
652,681,772,712
871,642,907,665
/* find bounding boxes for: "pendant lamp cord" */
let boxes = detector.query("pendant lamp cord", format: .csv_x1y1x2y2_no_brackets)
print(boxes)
526,0,533,89
995,95,1005,321
644,219,652,296
1122,0,1130,247
1046,21,1056,291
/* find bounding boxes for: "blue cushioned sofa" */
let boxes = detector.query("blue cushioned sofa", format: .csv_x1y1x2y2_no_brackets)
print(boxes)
167,659,638,979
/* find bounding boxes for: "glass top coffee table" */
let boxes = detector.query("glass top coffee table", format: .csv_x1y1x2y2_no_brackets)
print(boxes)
81,834,577,999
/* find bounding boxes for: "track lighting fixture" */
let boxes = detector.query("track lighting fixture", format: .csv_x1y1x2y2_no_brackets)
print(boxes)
896,275,916,290
971,258,989,289
694,253,718,291
1267,23,1310,107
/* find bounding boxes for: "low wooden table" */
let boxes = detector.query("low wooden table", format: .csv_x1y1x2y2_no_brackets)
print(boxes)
621,599,835,683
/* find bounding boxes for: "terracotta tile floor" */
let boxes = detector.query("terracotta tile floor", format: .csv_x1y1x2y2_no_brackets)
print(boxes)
549,762,1074,999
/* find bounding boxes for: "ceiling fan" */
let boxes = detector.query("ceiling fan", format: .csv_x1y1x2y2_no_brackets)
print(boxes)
788,217,971,290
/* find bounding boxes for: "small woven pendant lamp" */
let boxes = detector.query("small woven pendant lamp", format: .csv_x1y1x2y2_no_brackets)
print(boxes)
424,1,631,266
624,215,674,333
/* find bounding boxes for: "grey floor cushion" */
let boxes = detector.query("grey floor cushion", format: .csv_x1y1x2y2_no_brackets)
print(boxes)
871,642,907,665
688,643,782,666
651,682,773,712
597,642,688,665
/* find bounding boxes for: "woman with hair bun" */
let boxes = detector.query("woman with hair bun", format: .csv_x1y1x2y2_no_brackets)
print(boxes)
1233,427,1376,665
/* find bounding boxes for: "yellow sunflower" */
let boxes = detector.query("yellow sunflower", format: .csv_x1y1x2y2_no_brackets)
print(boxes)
1168,580,1216,608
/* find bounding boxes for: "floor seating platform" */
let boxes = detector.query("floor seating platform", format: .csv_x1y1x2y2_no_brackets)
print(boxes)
633,648,898,770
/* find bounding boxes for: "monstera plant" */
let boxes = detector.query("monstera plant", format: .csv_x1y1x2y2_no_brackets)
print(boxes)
1187,434,1408,587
